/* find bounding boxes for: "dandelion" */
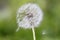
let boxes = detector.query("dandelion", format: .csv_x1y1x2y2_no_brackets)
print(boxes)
16,3,43,40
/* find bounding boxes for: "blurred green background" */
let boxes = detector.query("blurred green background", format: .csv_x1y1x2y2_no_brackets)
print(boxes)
0,0,60,40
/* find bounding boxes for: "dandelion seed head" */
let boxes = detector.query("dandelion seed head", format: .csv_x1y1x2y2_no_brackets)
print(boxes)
17,3,43,29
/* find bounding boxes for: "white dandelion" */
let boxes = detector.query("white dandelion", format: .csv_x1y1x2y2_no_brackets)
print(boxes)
16,3,43,40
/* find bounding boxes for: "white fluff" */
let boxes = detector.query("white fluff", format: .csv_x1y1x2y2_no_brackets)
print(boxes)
16,3,43,30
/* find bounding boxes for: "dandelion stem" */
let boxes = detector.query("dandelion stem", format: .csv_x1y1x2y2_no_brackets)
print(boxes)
16,27,20,32
32,27,36,40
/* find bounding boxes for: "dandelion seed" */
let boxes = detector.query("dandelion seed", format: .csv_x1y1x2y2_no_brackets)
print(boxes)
16,3,43,40
0,6,12,20
42,30,46,35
